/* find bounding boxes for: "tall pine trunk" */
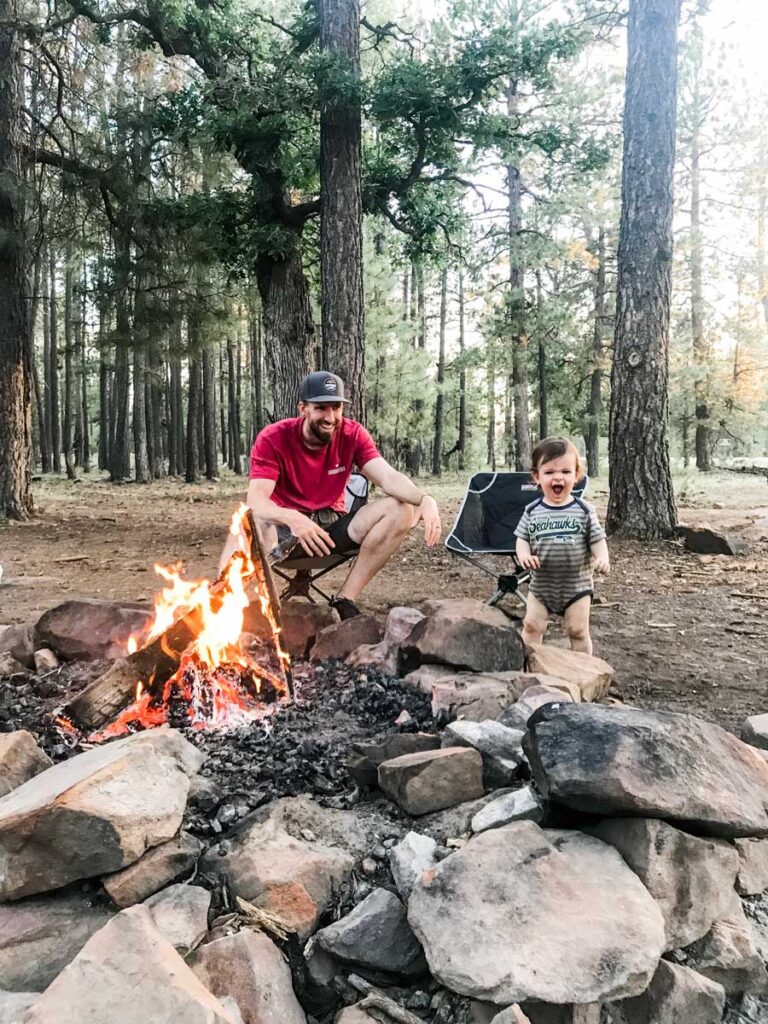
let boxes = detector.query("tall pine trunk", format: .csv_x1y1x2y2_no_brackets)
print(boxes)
186,352,201,483
49,249,62,473
202,345,218,480
110,231,132,481
536,270,548,442
607,0,679,538
228,334,243,474
319,0,364,417
132,258,150,484
0,0,32,518
586,228,606,477
29,247,48,473
63,259,77,479
41,249,53,472
457,272,467,471
432,269,448,476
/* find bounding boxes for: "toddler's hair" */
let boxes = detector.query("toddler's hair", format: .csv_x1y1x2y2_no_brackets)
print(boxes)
531,436,585,478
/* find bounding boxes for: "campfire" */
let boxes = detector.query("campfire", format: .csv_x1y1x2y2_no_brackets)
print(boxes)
57,507,293,742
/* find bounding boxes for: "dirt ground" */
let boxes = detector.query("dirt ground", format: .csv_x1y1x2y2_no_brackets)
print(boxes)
2,469,768,734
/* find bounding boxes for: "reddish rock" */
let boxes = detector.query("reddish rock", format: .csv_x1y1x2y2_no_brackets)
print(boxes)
378,747,484,816
525,647,614,702
310,616,383,661
102,831,203,907
33,599,153,661
243,599,337,658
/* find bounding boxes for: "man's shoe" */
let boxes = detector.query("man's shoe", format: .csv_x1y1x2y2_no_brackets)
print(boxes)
330,596,361,621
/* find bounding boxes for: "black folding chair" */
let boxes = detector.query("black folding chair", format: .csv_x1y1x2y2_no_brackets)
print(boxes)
270,474,368,604
445,472,588,608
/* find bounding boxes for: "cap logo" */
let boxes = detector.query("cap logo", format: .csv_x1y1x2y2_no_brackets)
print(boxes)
324,378,337,392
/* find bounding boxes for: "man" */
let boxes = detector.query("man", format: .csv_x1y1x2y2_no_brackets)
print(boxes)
221,371,442,620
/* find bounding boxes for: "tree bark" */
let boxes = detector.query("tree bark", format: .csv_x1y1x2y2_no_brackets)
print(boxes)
97,294,111,472
110,231,132,481
0,0,32,518
202,344,218,480
536,270,548,443
228,333,243,474
63,259,77,479
132,257,150,484
219,344,228,467
607,0,680,538
49,249,62,473
41,249,53,472
586,228,606,477
432,268,448,476
186,351,201,483
458,271,467,471
319,0,364,418
255,250,314,421
487,348,497,470
28,247,47,474
249,289,264,439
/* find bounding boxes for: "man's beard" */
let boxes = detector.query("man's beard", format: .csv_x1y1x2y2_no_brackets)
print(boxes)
308,419,336,445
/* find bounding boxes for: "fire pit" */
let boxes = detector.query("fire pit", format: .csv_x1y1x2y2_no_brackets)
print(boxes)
57,506,293,743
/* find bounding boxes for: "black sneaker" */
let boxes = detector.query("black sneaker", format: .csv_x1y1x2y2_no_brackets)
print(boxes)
330,596,361,621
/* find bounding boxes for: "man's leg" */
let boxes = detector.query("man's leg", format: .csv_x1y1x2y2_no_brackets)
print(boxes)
563,595,593,654
336,497,419,601
521,593,549,650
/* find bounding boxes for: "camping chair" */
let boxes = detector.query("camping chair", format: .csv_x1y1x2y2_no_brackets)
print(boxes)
270,473,369,603
445,472,589,609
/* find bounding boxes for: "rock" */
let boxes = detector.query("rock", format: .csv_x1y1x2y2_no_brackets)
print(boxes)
0,653,27,677
316,887,422,974
402,599,525,673
490,1009,532,1024
0,731,52,798
244,599,337,658
379,748,484,816
389,831,438,899
525,703,768,838
681,525,747,556
735,839,768,895
200,816,354,940
685,895,768,995
33,599,153,661
442,720,525,788
0,991,39,1023
335,1007,377,1024
403,664,454,694
192,930,306,1024
431,672,531,722
102,831,203,907
0,729,202,901
383,606,426,646
348,608,425,674
525,647,613,702
22,904,238,1024
741,714,768,751
471,785,545,834
519,1008,598,1024
619,959,725,1024
419,791,516,843
0,624,34,668
257,794,370,858
0,890,114,992
32,648,59,673
593,818,740,949
348,734,441,788
498,683,576,730
407,822,665,1004
144,883,211,952
311,616,383,661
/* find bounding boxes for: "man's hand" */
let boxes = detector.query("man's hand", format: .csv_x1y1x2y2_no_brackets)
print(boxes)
417,495,442,547
284,511,334,557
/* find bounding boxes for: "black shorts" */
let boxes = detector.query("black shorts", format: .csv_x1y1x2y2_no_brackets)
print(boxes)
276,508,360,556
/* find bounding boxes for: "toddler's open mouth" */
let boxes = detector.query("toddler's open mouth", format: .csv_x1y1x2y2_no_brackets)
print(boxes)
552,483,565,496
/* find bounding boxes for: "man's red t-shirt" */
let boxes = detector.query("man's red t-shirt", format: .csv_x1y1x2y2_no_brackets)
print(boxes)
249,417,380,514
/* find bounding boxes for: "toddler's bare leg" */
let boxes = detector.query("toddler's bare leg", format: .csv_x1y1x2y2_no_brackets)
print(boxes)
522,593,549,650
564,595,593,655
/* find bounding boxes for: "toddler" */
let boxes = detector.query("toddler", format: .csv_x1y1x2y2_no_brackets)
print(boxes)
514,436,610,655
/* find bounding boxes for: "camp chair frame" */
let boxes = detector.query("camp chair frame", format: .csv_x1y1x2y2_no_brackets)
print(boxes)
270,474,368,604
445,471,589,609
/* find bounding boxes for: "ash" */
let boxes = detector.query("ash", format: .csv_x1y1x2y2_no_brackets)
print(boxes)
184,660,434,839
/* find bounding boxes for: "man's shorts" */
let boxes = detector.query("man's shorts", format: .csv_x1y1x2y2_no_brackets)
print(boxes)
275,508,361,557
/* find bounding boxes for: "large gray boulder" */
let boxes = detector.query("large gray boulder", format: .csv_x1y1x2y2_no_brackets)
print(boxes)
593,818,740,949
316,888,422,974
0,732,52,798
525,704,768,838
620,959,725,1024
408,822,665,1005
0,730,202,900
33,599,153,661
192,930,306,1024
402,599,525,673
0,890,114,992
442,720,525,788
22,905,239,1024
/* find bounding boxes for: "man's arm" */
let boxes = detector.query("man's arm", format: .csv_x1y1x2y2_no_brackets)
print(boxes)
361,457,442,546
246,478,336,557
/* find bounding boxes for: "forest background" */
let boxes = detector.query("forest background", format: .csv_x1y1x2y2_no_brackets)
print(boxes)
0,0,767,534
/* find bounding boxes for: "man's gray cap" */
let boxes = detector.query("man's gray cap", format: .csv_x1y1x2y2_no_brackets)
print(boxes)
299,371,350,404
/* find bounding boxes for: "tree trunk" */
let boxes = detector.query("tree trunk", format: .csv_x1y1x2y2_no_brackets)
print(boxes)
249,291,264,438
504,373,514,468
536,270,548,443
186,351,201,483
432,269,448,476
319,0,364,418
487,348,497,470
97,297,111,472
202,345,218,480
41,250,53,472
219,344,228,467
49,249,62,473
148,326,164,478
0,0,32,518
63,260,77,479
110,231,132,481
77,275,91,472
507,81,532,472
458,271,467,471
255,250,314,421
586,228,606,477
132,258,150,484
228,334,243,474
607,0,679,539
29,247,47,473
689,19,711,472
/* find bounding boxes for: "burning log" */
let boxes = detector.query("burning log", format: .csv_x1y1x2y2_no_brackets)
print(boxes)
60,506,294,735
